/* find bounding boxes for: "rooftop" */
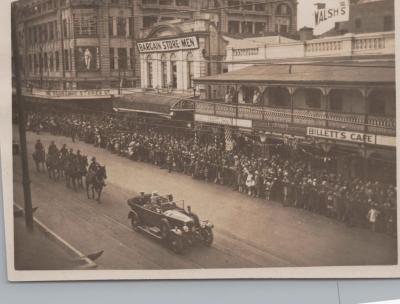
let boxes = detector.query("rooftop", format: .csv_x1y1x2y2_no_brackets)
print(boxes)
194,63,395,85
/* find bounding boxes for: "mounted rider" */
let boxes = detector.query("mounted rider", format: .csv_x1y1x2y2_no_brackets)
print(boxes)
88,157,106,187
88,157,99,174
35,139,44,153
48,141,58,156
60,143,68,157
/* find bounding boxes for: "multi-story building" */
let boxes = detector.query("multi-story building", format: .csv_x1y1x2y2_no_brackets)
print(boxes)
137,0,297,36
14,0,298,98
15,0,137,94
323,0,395,36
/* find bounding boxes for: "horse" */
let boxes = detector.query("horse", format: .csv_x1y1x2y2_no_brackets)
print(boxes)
46,152,60,180
86,166,107,202
32,149,46,172
65,158,80,191
76,156,88,188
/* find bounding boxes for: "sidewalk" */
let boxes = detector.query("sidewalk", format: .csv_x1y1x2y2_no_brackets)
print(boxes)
14,214,94,271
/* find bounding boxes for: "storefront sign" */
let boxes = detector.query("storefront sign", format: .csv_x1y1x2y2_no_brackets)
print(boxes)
314,0,350,35
306,127,396,147
253,121,306,136
195,114,252,128
137,36,199,53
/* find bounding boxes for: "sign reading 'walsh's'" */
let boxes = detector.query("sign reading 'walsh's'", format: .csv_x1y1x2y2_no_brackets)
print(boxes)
137,36,199,53
313,0,350,35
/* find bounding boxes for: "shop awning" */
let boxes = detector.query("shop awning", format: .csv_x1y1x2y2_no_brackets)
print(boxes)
194,63,395,85
113,92,194,116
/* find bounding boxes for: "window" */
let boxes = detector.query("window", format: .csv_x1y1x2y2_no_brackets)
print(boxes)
355,18,362,31
55,51,59,71
129,48,134,70
64,49,69,71
74,13,98,37
128,17,134,37
161,54,167,88
143,16,157,28
176,0,189,6
276,4,290,15
228,20,240,34
170,54,177,89
279,24,288,33
43,24,48,41
109,17,114,36
228,0,240,8
39,53,43,72
49,53,54,71
241,22,253,34
63,19,69,38
187,52,194,89
146,55,153,88
110,48,115,69
28,54,33,72
49,22,54,40
117,17,126,36
255,22,265,34
383,15,394,31
159,0,173,4
43,52,48,71
254,3,265,11
118,48,128,70
243,1,253,10
33,54,37,74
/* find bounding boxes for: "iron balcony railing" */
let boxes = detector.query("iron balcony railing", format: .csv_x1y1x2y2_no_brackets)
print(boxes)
195,100,396,137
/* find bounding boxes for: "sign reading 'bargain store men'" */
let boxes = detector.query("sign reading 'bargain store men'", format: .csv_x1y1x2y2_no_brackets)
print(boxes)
137,36,199,53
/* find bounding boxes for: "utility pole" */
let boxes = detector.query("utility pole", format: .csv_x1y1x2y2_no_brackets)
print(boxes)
11,3,34,230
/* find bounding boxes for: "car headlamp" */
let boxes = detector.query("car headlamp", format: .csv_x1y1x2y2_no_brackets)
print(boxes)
183,225,189,233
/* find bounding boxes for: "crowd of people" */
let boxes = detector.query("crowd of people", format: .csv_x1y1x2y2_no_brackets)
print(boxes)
26,106,397,237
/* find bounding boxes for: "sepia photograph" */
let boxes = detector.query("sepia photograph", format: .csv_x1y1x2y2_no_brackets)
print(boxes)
4,0,400,281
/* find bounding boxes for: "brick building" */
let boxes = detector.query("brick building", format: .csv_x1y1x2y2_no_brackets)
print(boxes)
324,0,395,36
14,0,298,93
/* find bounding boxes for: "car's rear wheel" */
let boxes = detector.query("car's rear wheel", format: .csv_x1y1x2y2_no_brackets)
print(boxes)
130,212,140,231
170,234,184,254
201,227,214,246
160,219,170,241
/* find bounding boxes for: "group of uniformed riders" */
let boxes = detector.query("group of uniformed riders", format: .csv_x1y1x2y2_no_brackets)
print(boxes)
33,138,105,197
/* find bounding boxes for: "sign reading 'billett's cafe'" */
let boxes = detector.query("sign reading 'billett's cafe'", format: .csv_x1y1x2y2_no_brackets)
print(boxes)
137,36,199,53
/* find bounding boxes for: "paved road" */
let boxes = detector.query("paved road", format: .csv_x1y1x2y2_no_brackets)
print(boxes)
13,129,397,269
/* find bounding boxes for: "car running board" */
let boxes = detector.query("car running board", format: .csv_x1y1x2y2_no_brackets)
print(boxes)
138,226,163,240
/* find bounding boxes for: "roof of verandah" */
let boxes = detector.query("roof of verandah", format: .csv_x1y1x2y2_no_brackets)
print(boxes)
194,63,396,86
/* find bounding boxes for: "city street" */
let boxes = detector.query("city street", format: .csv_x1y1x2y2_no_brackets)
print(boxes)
13,128,397,269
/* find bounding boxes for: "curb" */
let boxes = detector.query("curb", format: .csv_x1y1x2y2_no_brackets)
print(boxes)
14,204,98,270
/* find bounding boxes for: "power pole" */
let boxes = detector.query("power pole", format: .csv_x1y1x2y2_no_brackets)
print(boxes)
11,3,34,231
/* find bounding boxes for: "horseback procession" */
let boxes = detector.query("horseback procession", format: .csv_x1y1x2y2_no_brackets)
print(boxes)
32,139,107,202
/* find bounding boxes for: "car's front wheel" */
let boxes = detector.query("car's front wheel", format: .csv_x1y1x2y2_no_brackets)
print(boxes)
160,219,170,241
130,212,140,231
170,234,184,254
201,227,214,246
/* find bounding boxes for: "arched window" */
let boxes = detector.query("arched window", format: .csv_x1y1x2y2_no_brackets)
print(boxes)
170,53,177,89
276,3,291,16
146,54,153,88
187,52,194,89
160,54,167,88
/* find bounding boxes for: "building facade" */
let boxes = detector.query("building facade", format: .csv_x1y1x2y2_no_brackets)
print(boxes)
138,17,227,93
194,62,396,182
138,0,297,36
15,0,137,91
324,0,395,36
14,0,298,95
